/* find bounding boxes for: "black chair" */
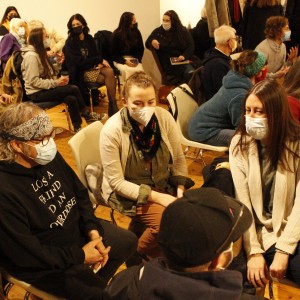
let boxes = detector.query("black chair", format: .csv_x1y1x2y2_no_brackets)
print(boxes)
94,30,121,94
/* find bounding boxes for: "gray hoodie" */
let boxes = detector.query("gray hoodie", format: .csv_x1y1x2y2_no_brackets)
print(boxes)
21,45,58,95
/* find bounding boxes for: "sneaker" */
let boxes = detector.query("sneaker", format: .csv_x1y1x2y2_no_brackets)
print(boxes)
84,112,108,123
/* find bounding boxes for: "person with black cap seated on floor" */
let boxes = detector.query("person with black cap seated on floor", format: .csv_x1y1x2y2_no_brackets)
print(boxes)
103,187,260,300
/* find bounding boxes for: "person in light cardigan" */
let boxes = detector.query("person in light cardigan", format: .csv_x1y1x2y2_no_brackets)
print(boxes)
229,79,300,287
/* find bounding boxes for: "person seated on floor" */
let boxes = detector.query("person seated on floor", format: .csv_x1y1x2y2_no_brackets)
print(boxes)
0,102,138,300
255,16,298,79
28,19,66,65
145,10,195,85
103,187,259,300
0,17,27,73
64,13,118,117
201,25,237,101
190,6,213,61
0,6,21,36
111,12,144,83
230,79,300,288
21,27,104,132
100,72,194,260
188,50,266,147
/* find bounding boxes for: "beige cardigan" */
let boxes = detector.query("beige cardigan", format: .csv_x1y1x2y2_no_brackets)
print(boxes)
100,107,187,203
229,135,300,256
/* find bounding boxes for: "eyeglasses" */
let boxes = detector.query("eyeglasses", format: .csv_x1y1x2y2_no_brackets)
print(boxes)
31,129,56,146
215,200,244,254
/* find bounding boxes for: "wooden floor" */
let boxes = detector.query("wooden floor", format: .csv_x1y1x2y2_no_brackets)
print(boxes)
5,87,300,299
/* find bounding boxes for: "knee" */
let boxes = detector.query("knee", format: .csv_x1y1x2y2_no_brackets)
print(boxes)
68,84,80,94
117,230,138,260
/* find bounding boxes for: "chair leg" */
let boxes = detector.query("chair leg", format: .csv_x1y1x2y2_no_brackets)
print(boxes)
116,76,121,98
88,88,94,113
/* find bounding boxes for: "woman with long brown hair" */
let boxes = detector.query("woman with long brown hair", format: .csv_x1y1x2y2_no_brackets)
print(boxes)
21,27,103,131
229,79,300,287
64,13,118,117
145,10,195,84
111,12,144,83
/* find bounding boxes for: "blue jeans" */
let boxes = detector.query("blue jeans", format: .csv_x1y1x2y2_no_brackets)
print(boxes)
205,129,235,147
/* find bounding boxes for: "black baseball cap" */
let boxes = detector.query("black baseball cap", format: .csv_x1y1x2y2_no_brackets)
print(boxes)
158,187,252,267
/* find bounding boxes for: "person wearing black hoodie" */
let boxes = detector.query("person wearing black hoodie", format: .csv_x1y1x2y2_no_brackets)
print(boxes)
0,102,137,300
103,188,261,300
201,25,237,101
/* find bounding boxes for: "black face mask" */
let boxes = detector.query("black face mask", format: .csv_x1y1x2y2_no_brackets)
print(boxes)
132,23,138,30
8,14,18,21
72,26,83,35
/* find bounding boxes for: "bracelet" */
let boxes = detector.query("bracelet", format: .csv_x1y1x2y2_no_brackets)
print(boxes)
275,248,289,255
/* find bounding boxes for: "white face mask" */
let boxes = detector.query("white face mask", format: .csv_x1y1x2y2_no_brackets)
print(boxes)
43,37,51,49
17,26,25,37
245,115,268,140
162,23,171,31
282,30,291,42
128,106,155,127
24,138,57,165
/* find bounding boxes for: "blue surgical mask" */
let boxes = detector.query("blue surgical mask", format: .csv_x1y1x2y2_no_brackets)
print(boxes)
282,30,291,42
245,115,268,140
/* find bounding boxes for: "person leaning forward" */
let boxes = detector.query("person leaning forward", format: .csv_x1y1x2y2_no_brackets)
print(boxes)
103,187,262,300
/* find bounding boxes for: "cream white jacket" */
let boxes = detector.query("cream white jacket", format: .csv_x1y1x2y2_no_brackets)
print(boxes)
100,107,187,203
230,135,300,256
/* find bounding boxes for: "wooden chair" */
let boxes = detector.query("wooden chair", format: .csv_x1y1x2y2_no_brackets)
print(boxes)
0,267,65,300
167,84,228,165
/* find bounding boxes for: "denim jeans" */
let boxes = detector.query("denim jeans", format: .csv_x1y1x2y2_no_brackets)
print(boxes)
205,129,236,147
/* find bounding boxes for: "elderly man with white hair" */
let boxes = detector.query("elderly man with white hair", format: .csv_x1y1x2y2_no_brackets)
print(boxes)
201,25,237,101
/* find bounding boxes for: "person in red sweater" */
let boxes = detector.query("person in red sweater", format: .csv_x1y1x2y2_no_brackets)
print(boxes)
283,58,300,122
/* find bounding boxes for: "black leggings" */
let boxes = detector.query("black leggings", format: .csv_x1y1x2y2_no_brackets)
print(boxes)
28,85,87,130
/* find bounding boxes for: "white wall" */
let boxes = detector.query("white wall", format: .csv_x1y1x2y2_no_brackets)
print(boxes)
0,0,205,84
0,0,160,38
160,0,205,28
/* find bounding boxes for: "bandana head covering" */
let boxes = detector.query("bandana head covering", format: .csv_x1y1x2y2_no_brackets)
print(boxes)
0,111,52,141
244,51,266,77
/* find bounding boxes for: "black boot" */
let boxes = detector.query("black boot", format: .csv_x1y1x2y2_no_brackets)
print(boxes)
108,100,118,117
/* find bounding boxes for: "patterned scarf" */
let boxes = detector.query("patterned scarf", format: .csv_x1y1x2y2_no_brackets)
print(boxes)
129,113,161,161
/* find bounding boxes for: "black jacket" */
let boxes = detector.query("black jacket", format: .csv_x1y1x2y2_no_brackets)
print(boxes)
64,33,103,102
201,48,231,101
145,25,195,75
111,29,144,64
242,3,283,50
103,258,259,300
